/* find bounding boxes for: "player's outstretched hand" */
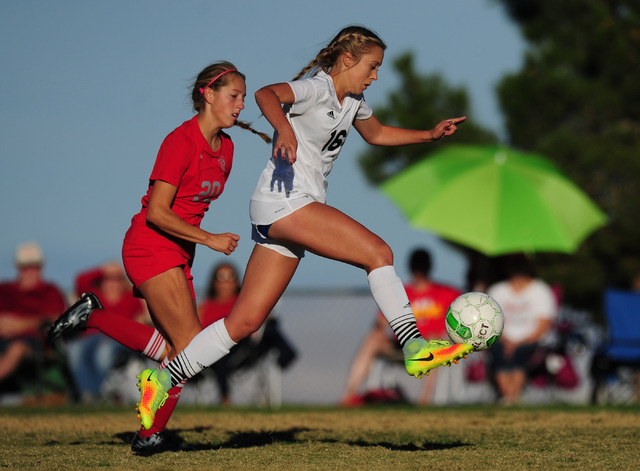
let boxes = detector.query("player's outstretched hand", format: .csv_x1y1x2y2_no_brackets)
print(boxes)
208,233,240,255
432,116,466,140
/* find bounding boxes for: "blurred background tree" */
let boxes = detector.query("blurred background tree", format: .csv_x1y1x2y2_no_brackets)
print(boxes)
495,0,640,313
357,52,498,185
358,2,639,318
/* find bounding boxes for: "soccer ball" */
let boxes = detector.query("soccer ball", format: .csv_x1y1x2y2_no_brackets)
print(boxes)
445,292,504,351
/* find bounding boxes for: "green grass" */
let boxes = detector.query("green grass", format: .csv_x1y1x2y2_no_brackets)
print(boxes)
1,404,639,469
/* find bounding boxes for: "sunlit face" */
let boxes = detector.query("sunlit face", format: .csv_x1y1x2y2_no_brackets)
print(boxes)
211,75,246,128
347,45,384,94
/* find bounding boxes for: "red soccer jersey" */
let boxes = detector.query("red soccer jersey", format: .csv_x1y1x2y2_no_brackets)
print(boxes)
124,115,234,260
405,282,462,339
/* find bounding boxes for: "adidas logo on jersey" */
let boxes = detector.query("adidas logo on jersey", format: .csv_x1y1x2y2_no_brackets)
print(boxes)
327,111,335,119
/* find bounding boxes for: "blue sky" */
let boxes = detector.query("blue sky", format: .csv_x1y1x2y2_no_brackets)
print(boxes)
0,0,525,294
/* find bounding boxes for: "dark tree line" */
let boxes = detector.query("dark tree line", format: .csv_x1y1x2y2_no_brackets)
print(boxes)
358,1,640,316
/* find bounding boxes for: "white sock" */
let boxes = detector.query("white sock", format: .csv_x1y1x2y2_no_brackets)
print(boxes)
165,319,236,388
367,265,421,346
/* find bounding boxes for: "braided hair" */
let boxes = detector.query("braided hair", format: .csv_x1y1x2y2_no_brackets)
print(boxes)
292,26,386,81
192,61,271,144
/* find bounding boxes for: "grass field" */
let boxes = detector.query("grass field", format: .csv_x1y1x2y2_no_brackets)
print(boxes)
1,404,639,469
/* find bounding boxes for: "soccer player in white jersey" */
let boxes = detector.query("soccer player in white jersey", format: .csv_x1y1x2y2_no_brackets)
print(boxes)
135,25,471,430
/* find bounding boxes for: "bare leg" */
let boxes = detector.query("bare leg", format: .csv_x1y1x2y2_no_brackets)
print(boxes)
495,370,526,404
509,370,527,402
225,245,299,342
495,371,511,401
137,266,201,361
341,324,394,403
269,202,393,273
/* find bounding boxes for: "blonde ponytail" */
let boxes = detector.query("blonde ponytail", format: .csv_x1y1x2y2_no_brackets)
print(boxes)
292,26,386,81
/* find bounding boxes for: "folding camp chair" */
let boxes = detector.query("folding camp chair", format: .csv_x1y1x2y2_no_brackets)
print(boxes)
591,289,640,404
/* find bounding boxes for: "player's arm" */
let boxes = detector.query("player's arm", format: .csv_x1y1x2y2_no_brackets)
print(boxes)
255,83,298,164
146,180,239,255
522,317,554,344
354,115,466,146
0,314,44,337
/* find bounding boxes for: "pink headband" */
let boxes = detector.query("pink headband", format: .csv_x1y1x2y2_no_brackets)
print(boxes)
199,69,237,94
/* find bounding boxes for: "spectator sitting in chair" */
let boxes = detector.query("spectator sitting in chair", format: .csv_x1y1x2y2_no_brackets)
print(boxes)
0,242,67,397
64,261,148,403
197,262,243,406
198,262,297,406
340,248,462,406
487,254,558,406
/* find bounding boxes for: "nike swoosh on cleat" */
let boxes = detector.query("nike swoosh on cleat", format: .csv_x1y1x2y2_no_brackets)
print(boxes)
147,373,153,381
407,352,434,362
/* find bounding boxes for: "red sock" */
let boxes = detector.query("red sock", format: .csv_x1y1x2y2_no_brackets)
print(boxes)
87,310,156,353
138,383,184,438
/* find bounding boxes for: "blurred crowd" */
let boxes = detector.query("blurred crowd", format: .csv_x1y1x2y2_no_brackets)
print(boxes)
0,241,296,406
1,241,638,407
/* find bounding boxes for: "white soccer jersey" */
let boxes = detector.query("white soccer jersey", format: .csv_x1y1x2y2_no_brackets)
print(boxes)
250,71,372,224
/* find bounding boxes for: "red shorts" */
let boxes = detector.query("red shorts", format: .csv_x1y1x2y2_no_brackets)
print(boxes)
122,240,195,299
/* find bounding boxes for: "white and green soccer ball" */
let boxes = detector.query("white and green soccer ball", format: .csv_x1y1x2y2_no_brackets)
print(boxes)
445,292,504,351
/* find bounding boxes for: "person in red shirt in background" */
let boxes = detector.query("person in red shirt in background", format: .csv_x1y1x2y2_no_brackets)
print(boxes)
197,261,297,406
198,263,240,329
0,242,66,396
340,248,461,406
197,262,241,405
64,261,149,403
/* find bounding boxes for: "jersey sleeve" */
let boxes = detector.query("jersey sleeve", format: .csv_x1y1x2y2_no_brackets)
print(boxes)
354,97,373,121
287,78,320,115
149,131,193,188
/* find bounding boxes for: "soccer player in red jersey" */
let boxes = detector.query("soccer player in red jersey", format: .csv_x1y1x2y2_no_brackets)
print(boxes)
48,61,270,455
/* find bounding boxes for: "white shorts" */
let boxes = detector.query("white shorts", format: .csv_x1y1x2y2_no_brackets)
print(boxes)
249,195,314,259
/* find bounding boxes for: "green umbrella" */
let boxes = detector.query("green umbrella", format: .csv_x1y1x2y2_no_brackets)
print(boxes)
381,144,607,256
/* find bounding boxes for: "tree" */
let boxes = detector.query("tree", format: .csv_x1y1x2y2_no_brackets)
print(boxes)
358,52,497,185
496,0,640,312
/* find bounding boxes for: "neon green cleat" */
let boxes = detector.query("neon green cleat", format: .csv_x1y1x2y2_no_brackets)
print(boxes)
136,369,170,430
403,338,473,379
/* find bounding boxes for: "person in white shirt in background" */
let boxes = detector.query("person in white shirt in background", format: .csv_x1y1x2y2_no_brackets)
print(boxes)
488,254,557,405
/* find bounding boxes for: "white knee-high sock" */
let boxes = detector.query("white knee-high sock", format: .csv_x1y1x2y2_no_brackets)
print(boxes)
164,319,236,388
367,265,422,347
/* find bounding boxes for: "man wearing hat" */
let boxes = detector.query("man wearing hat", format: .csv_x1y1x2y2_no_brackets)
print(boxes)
0,242,67,396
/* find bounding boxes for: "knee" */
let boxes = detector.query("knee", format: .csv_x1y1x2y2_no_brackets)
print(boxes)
365,240,394,273
226,316,263,342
